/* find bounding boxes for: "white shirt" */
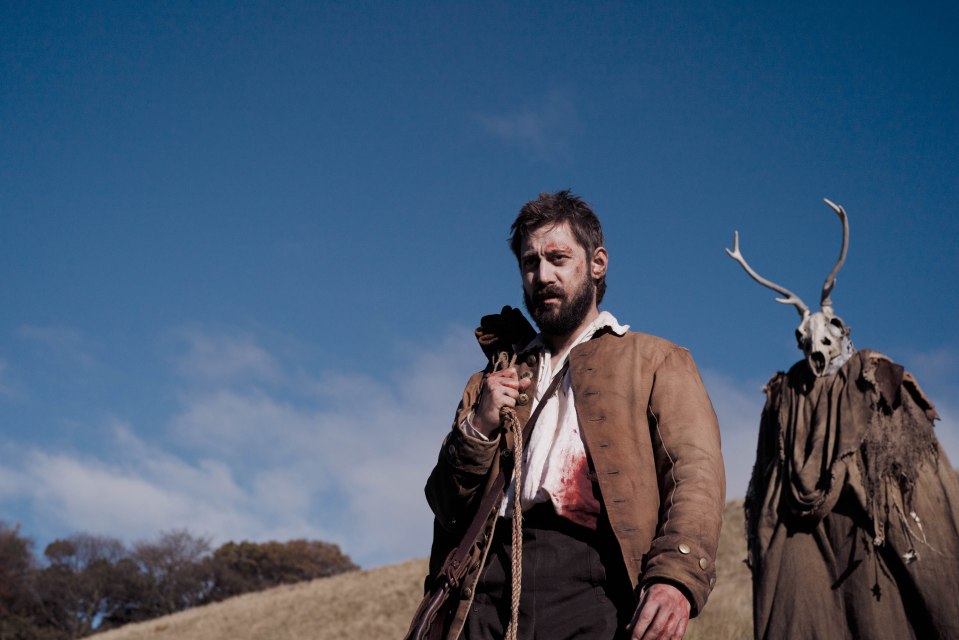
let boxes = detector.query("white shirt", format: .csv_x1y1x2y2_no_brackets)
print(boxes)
464,311,630,528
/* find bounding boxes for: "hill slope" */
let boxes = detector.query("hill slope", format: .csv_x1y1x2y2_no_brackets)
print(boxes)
93,501,750,640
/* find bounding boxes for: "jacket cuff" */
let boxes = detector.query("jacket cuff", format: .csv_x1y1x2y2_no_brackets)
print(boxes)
460,411,492,441
444,423,500,475
640,533,716,617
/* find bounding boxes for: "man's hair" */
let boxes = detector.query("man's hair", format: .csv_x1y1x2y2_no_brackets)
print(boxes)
509,190,607,304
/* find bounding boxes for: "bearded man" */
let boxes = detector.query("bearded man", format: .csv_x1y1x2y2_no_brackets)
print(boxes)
418,191,725,640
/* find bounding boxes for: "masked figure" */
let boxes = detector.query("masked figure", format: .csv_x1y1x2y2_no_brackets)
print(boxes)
728,200,959,640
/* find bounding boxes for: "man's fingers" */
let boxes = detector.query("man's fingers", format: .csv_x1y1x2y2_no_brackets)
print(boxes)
472,367,525,435
638,610,672,640
629,583,691,640
628,594,657,638
674,615,689,639
486,369,520,391
490,367,519,380
633,609,680,640
487,378,519,396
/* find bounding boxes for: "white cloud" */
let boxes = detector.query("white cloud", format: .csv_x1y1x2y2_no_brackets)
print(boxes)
16,324,95,366
895,346,959,468
170,329,281,382
477,91,577,162
170,388,324,460
0,327,480,567
17,325,83,345
900,346,957,383
0,426,341,552
0,454,29,501
175,329,479,563
6,328,950,570
701,369,768,499
933,401,959,470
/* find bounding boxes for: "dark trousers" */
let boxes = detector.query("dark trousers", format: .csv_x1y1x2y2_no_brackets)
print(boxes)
462,503,635,640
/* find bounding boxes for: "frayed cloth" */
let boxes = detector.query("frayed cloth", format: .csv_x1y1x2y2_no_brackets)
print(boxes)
745,350,959,640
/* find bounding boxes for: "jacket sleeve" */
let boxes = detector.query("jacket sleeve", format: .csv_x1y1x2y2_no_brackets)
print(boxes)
640,347,726,616
424,371,501,535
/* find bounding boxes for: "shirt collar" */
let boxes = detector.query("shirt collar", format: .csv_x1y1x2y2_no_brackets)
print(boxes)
525,310,629,358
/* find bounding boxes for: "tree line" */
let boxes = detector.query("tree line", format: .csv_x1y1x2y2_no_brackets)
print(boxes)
0,522,358,639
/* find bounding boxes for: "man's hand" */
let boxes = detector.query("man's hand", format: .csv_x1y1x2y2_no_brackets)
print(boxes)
472,368,532,437
627,582,691,640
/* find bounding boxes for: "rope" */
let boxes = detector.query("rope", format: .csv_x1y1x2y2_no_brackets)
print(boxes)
504,406,523,640
492,353,523,640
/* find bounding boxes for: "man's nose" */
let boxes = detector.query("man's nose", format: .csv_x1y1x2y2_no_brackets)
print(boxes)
534,261,556,284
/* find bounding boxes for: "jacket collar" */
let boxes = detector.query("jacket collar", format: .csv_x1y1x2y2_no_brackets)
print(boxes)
520,310,629,359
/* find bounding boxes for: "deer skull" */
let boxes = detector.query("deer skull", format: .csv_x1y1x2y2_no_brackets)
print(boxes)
726,199,854,378
796,308,852,377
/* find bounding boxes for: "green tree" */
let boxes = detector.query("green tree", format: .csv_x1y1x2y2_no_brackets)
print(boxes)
209,538,357,601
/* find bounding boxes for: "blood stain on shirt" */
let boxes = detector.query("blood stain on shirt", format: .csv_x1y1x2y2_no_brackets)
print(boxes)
552,448,600,530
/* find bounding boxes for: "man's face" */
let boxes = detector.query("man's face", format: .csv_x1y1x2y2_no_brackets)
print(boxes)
519,222,604,337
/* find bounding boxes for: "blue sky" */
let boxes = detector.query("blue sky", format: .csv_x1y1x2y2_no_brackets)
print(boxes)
1,1,956,568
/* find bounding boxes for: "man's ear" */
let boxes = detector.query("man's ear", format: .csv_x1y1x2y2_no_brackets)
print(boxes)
591,247,608,280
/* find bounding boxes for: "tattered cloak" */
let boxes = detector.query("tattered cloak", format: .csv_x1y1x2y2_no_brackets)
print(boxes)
745,349,959,640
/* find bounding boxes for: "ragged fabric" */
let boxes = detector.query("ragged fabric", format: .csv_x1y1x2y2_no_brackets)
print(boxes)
745,349,959,640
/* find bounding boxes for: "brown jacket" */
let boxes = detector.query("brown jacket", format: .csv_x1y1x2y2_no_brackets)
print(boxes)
424,329,725,639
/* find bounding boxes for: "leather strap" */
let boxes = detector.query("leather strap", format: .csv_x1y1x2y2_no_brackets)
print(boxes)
441,359,570,587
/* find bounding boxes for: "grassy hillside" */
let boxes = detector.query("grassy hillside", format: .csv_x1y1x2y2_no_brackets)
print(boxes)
685,499,751,640
93,501,751,640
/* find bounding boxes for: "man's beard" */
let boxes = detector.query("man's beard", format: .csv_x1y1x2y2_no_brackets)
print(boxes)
524,275,595,337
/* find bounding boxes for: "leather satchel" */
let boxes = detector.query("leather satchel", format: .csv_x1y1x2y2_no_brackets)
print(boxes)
404,359,569,640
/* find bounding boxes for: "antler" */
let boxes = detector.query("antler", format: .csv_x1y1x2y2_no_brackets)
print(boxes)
726,231,810,318
820,198,848,309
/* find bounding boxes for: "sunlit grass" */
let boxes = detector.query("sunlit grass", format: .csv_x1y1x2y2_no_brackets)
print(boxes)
92,502,751,640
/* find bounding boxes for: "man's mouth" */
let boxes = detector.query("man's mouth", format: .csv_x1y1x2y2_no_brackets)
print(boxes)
535,295,564,307
534,288,565,306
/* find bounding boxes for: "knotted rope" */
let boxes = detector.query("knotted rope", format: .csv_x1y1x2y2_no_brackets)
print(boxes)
492,352,524,640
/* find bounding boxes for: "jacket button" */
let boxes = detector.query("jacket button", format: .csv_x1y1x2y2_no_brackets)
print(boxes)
448,444,455,456
526,354,537,367
517,393,529,406
678,543,690,554
699,557,709,570
463,587,473,598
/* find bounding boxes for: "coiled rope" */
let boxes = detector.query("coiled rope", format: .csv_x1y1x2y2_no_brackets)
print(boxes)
492,352,524,640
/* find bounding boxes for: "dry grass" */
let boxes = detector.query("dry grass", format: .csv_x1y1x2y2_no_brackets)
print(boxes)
92,559,427,640
92,501,751,640
685,499,751,640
